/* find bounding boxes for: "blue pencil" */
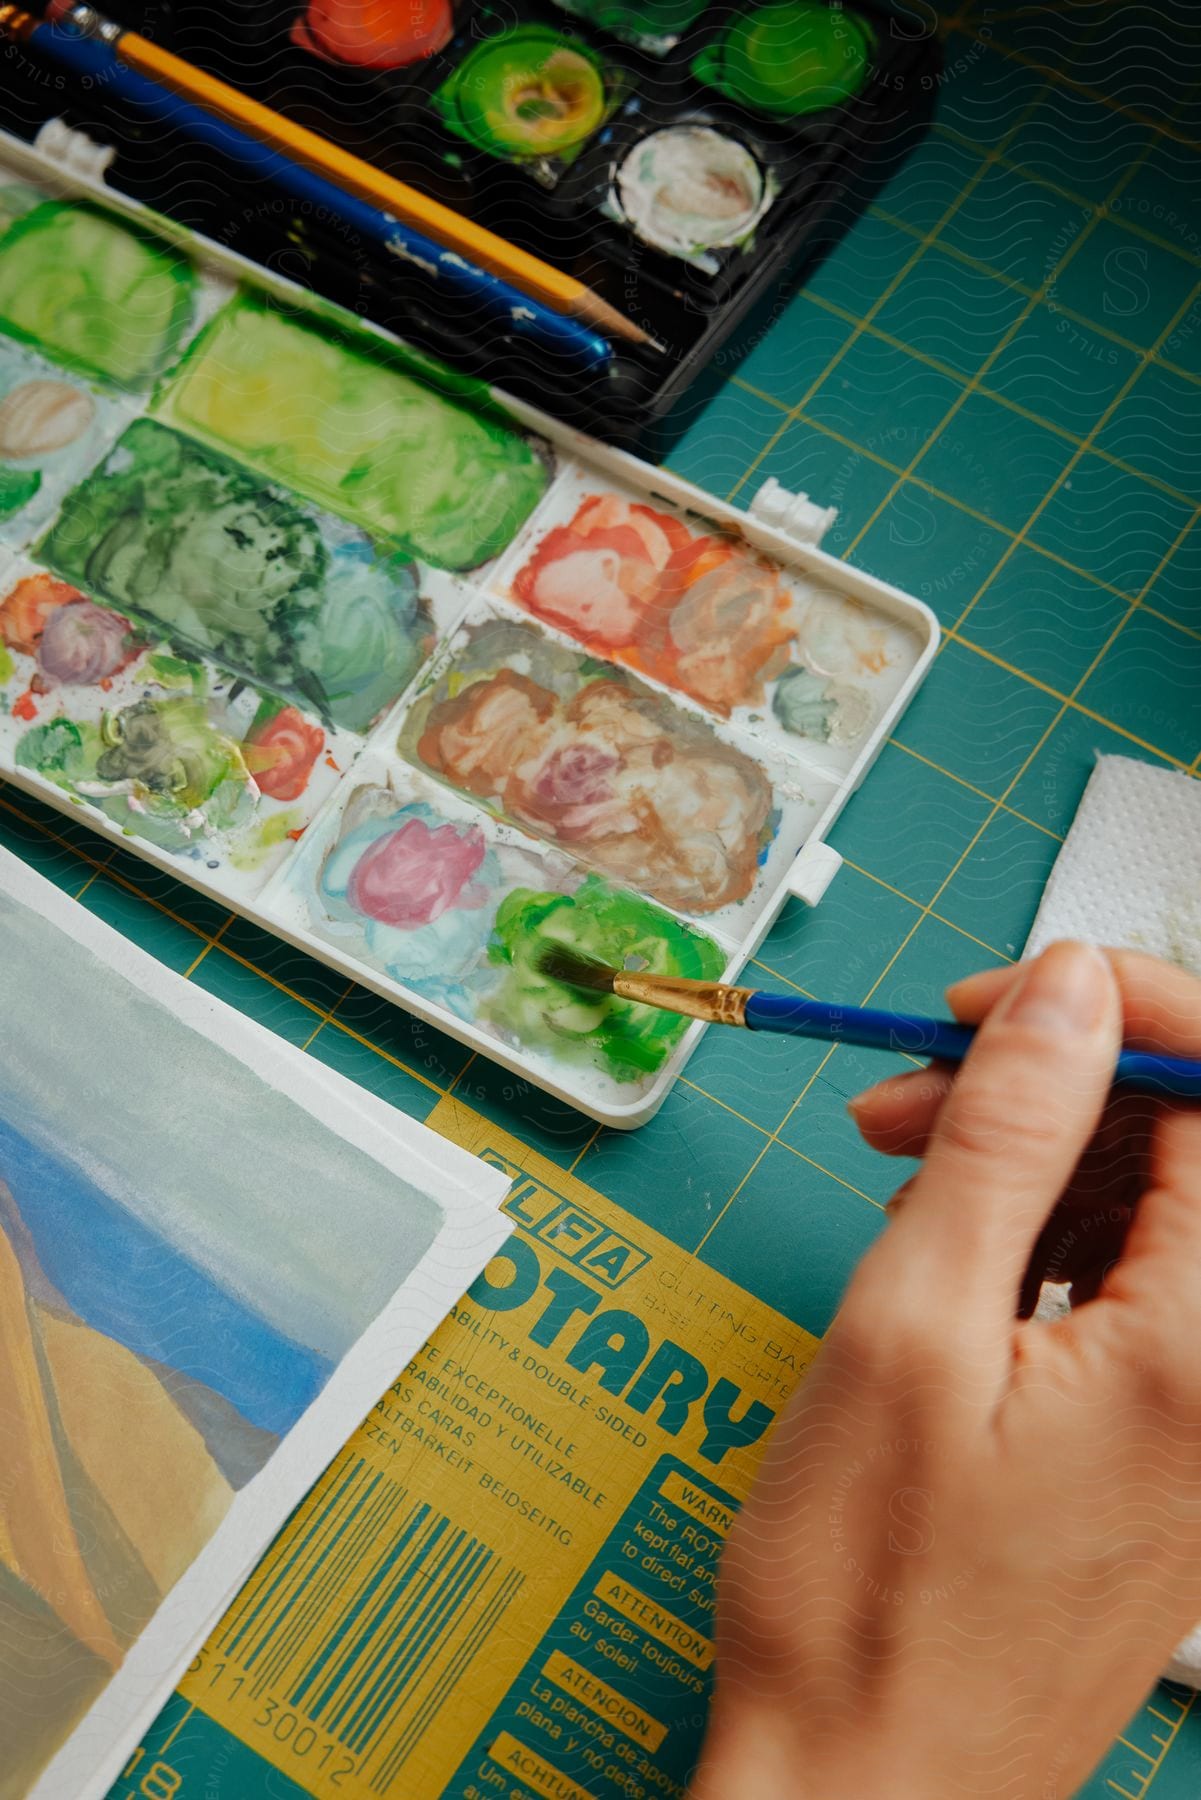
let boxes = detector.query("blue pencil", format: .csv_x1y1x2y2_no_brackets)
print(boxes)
20,19,615,369
538,946,1201,1101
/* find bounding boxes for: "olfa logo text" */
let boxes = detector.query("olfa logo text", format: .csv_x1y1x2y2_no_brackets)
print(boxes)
486,1151,650,1289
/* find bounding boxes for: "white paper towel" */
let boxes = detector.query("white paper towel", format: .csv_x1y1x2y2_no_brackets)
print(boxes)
1024,753,1201,1686
1026,754,1201,973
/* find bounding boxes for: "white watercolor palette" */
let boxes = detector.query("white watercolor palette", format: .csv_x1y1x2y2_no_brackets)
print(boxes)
0,126,937,1127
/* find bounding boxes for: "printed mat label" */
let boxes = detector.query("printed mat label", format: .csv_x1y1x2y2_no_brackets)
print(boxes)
175,1097,821,1798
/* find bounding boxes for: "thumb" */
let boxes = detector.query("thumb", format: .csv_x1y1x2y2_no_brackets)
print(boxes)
884,941,1122,1328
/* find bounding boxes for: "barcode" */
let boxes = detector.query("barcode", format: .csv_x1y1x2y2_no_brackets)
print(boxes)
217,1452,523,1792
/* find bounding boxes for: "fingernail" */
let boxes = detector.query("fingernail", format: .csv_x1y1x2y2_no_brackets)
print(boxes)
1005,941,1109,1033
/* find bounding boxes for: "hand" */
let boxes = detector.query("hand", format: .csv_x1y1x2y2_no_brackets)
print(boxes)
691,944,1201,1800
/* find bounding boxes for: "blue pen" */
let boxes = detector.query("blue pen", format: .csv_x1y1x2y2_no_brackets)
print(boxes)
23,19,615,369
538,946,1201,1101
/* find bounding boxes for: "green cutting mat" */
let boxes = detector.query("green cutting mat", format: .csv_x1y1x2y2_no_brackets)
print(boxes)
4,4,1200,1796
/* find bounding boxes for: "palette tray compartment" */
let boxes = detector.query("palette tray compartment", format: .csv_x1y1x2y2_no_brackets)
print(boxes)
382,590,840,942
0,126,937,1125
258,747,742,1115
0,546,357,904
482,456,924,780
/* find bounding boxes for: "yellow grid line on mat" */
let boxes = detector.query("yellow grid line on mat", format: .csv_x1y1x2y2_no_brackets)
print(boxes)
841,138,1166,563
928,125,1201,296
718,78,1054,508
1117,1690,1196,1799
984,41,1201,150
684,77,1201,1265
864,208,1201,441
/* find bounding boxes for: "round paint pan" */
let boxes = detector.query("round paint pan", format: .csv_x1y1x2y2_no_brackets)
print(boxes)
614,125,775,260
691,2,877,120
552,0,710,56
432,25,613,165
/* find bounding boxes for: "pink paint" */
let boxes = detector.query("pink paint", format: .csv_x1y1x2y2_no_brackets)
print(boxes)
347,816,488,928
37,601,135,686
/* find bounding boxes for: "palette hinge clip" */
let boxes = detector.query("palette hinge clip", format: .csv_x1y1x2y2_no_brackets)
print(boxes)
749,477,838,547
786,840,842,907
33,117,116,183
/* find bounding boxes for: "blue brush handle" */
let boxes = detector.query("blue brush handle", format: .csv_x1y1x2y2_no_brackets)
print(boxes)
742,991,1201,1100
33,23,613,369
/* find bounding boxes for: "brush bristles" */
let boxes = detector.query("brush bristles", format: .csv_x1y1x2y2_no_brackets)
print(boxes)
536,945,618,994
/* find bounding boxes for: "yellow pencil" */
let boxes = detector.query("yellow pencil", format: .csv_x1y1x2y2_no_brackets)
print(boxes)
52,3,655,347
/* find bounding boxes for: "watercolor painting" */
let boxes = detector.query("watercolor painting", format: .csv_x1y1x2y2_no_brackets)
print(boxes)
433,25,616,169
0,201,195,390
0,569,346,889
269,760,726,1082
0,336,131,547
397,614,779,914
505,491,881,746
39,419,435,733
153,297,550,568
0,857,509,1800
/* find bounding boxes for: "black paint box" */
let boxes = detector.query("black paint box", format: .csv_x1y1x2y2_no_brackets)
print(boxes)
0,0,939,450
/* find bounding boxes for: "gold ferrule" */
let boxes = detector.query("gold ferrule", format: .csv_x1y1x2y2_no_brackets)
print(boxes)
611,973,753,1027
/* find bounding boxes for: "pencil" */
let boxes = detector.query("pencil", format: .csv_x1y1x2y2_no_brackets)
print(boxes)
4,13,615,368
43,1,658,349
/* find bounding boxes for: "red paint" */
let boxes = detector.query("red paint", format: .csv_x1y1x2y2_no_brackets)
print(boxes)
291,0,453,68
348,815,488,928
12,689,37,721
511,493,795,717
244,707,325,801
0,572,84,656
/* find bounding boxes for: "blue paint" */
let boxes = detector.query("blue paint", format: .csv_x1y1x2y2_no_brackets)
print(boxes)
0,1107,332,1436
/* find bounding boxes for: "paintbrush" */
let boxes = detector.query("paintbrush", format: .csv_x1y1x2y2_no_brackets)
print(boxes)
30,1,661,352
537,946,1201,1100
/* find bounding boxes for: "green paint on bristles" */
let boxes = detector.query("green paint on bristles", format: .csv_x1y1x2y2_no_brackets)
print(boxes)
486,875,725,1079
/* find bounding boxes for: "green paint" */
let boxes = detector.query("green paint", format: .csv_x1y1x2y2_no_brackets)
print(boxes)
0,203,194,389
486,875,725,1079
16,696,252,852
692,2,875,118
153,298,549,569
145,651,205,692
435,26,610,163
554,0,706,52
0,641,13,684
39,419,433,732
0,181,47,239
230,808,305,870
0,463,40,518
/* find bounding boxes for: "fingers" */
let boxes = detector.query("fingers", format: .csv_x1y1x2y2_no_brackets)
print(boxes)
1096,1102,1201,1354
849,1064,955,1157
864,943,1122,1331
948,948,1201,1054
